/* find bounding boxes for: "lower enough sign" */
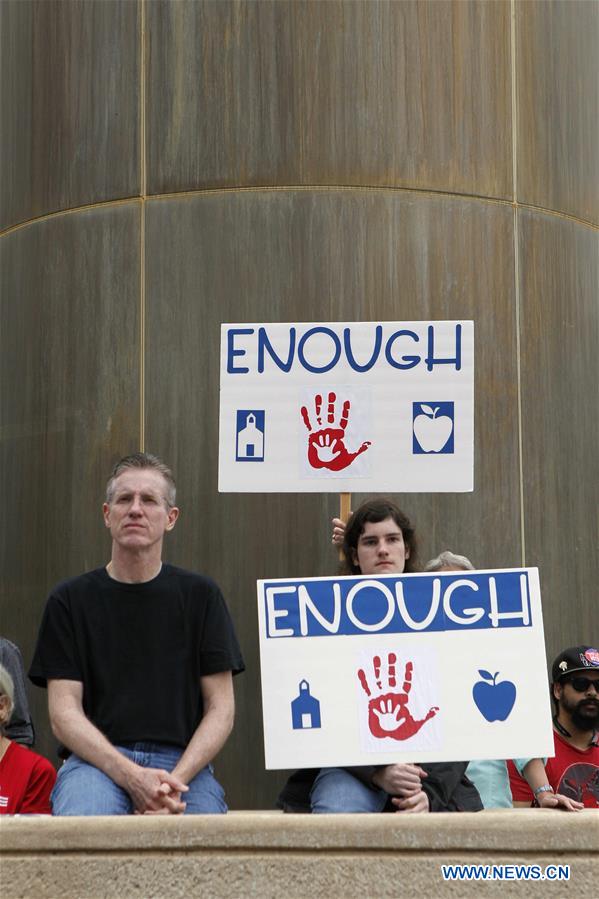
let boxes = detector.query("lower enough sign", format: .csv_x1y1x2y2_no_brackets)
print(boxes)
257,569,554,768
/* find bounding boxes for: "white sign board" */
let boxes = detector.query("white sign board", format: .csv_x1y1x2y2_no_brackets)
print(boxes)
257,569,554,769
219,321,474,492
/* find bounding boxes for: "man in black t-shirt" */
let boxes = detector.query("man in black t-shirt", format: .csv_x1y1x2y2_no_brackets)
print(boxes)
30,453,244,815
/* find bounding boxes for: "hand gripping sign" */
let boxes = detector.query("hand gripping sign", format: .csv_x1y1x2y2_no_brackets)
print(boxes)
219,321,474,492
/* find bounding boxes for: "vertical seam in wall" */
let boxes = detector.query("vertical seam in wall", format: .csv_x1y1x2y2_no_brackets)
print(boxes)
511,0,526,566
139,0,147,452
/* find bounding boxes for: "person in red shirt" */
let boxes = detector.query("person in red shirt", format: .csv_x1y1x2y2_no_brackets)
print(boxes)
0,663,56,814
508,646,599,809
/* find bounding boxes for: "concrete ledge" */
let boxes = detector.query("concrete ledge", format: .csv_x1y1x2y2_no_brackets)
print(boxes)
1,810,598,898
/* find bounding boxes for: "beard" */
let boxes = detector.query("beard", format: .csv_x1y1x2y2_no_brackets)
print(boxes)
562,692,599,731
571,701,599,731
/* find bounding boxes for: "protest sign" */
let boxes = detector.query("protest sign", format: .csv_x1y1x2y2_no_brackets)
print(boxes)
257,568,554,768
219,321,474,492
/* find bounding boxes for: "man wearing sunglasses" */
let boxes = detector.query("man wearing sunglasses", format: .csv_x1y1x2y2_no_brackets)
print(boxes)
508,646,599,808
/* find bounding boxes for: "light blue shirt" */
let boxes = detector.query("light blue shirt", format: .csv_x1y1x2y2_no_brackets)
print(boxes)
466,757,535,808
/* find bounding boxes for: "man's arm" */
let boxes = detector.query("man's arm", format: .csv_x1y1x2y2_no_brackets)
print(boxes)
169,670,235,785
519,758,583,811
48,679,187,813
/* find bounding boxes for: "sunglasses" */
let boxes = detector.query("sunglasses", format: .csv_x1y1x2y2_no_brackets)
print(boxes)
566,676,599,694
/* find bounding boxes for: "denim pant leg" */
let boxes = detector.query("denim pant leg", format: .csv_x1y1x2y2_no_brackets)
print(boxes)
146,744,227,814
51,752,134,816
181,765,227,814
52,743,228,815
311,767,388,813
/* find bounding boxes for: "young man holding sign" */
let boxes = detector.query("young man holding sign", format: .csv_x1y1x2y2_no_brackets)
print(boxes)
279,499,482,814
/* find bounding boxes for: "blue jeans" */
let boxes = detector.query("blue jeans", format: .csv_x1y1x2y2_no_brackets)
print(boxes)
311,767,388,813
51,742,227,815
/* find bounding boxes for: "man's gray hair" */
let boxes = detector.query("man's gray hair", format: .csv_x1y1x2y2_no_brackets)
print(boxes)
424,550,475,572
0,663,15,726
105,453,177,508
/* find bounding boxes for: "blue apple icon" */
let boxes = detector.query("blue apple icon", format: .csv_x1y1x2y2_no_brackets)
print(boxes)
472,670,517,722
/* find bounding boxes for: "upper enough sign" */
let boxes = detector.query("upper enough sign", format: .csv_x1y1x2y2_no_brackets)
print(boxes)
219,321,474,492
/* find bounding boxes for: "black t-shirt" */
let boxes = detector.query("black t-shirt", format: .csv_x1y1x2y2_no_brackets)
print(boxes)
29,564,244,749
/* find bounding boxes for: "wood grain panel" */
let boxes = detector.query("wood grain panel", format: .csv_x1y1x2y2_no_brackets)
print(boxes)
147,0,512,199
519,211,598,664
517,0,599,224
0,204,141,765
144,190,517,808
0,0,140,231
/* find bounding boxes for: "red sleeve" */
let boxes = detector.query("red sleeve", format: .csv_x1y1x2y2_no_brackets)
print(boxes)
507,759,533,805
19,756,57,815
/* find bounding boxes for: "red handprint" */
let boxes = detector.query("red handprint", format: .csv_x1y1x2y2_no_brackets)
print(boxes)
300,392,371,471
357,654,439,741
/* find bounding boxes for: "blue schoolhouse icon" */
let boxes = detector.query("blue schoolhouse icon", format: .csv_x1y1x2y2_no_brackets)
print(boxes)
291,679,321,730
236,410,265,462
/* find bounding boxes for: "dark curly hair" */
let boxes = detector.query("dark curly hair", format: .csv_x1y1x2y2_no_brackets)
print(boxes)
341,498,419,574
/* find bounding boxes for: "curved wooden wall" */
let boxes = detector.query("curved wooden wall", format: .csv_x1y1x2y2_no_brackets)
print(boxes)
1,0,597,809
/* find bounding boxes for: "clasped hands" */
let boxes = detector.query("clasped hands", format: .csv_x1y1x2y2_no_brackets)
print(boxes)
127,765,189,815
372,763,430,814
